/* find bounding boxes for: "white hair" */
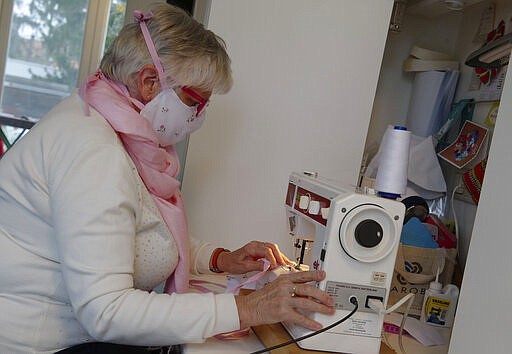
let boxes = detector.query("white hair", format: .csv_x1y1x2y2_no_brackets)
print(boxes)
100,3,232,94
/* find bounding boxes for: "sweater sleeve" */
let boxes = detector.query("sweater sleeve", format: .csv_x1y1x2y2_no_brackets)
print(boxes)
190,237,217,274
49,140,239,345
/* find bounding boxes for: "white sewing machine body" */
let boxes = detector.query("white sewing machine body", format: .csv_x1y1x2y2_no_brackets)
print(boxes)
283,172,405,353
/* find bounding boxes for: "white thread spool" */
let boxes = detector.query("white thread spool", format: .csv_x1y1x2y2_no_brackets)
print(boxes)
375,126,411,199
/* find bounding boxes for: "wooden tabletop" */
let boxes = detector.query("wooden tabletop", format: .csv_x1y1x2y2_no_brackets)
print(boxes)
252,322,396,354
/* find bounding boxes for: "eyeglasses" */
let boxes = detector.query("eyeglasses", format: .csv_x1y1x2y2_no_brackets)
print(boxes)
181,86,209,117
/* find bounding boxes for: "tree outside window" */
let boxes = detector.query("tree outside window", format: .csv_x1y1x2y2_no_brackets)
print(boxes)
1,0,126,151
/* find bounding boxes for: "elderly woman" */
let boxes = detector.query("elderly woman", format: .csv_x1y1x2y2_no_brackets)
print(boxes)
0,3,334,353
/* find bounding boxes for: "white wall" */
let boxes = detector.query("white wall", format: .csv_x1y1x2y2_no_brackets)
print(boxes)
181,0,394,254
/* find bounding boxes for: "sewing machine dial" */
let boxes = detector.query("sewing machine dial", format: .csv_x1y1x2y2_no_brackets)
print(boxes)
338,203,399,263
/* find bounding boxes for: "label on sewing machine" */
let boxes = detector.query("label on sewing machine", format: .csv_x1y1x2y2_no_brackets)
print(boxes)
370,271,388,286
325,281,385,337
343,317,379,337
325,281,386,314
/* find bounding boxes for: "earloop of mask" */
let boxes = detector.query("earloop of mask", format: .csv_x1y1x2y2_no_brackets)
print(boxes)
133,10,168,90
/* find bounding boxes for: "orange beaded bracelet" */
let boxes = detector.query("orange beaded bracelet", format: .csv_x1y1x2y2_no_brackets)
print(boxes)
210,248,229,273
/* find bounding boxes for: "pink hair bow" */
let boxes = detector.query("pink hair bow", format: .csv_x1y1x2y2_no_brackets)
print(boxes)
133,10,153,23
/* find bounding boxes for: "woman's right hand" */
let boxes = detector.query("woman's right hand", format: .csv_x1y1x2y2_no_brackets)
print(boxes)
234,270,335,331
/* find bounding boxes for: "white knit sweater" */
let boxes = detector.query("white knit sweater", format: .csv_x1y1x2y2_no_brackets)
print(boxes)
0,94,239,353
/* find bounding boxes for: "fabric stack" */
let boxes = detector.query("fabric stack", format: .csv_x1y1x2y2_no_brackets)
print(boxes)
403,45,459,72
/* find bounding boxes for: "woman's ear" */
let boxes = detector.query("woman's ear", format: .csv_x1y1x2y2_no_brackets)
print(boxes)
137,64,160,104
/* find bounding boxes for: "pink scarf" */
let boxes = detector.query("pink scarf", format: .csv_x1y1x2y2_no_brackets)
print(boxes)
79,70,190,293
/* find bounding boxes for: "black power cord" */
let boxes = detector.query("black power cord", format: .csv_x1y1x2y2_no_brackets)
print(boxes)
250,297,359,354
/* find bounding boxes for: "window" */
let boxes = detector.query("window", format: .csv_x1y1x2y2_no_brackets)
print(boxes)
0,0,126,152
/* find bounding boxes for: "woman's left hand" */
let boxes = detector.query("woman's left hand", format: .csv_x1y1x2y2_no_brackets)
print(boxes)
216,241,294,274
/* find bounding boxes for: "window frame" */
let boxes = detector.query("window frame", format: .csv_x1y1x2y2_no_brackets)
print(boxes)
0,0,14,105
78,1,112,88
0,0,112,120
0,0,207,122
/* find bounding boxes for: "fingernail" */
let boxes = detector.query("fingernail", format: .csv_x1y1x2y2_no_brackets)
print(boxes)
327,297,334,306
312,322,322,331
317,270,326,277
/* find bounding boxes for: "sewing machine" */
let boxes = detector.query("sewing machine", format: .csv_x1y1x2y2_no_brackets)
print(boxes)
283,171,405,353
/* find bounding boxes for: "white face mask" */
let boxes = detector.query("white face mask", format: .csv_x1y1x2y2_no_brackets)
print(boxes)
140,87,206,146
134,10,208,147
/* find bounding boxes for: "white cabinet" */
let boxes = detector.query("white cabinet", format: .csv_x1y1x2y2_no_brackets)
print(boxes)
369,1,512,353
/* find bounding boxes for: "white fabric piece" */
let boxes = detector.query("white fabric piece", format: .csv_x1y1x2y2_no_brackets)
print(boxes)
404,182,445,200
0,94,238,353
406,70,459,138
407,134,447,193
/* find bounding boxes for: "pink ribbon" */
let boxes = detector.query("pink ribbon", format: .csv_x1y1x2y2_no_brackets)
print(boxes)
133,10,153,22
132,10,167,89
